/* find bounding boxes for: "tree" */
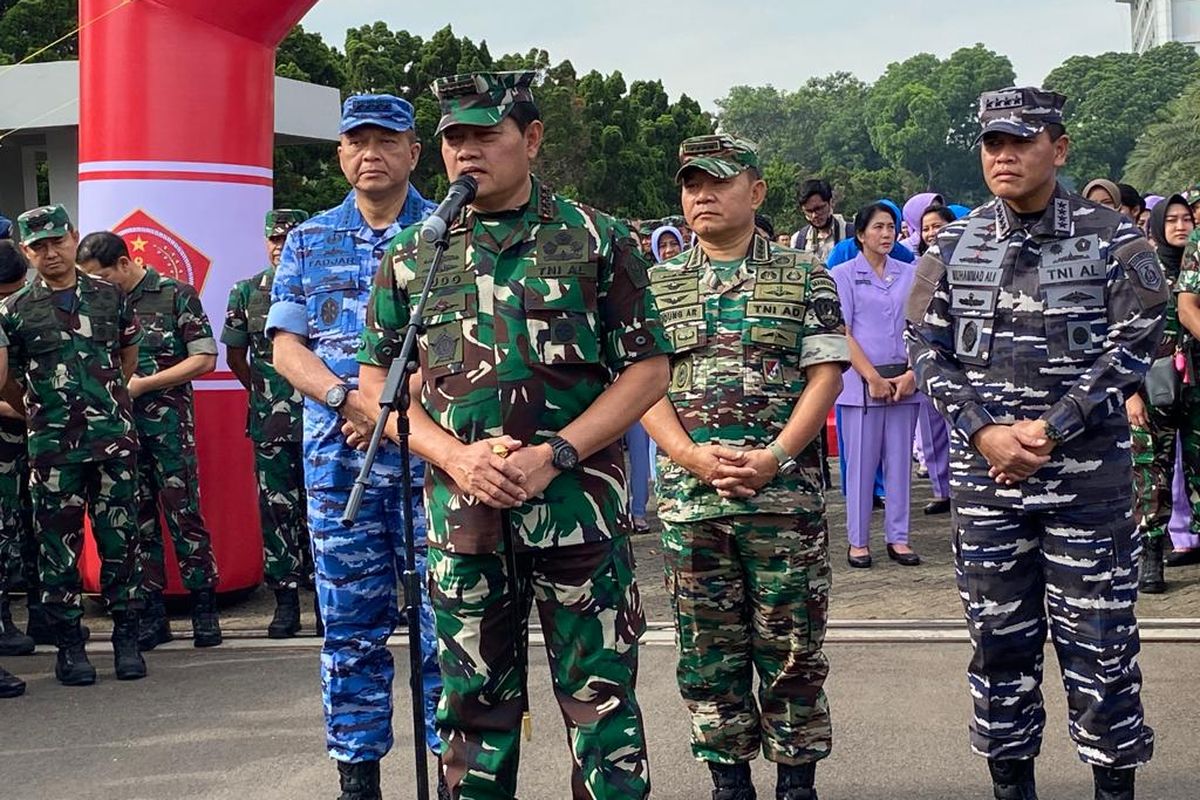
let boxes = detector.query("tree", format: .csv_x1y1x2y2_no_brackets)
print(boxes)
1044,41,1199,187
1122,74,1200,193
0,0,77,62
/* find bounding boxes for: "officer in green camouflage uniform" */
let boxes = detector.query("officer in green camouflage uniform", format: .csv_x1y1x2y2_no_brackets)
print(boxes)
358,71,671,800
223,209,313,638
0,240,38,664
76,231,223,649
1168,234,1200,566
641,136,848,800
0,206,147,686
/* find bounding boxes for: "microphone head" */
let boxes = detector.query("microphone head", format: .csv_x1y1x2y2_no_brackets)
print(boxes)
454,174,479,202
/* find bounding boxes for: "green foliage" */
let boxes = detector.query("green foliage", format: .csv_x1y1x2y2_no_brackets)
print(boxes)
1123,73,1200,193
1045,41,1199,187
0,0,77,62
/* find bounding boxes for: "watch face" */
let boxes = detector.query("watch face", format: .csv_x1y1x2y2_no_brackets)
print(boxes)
553,441,579,470
326,385,347,408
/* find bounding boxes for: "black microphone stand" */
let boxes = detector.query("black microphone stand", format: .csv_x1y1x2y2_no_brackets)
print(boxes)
342,233,455,800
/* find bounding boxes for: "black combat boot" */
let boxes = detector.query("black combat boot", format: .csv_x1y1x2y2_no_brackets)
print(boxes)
268,588,301,639
1138,535,1166,595
191,588,223,647
138,591,174,651
54,618,97,686
111,610,147,681
1093,765,1135,800
27,600,88,645
0,592,35,656
988,759,1038,800
709,762,756,800
336,760,382,800
777,762,817,800
0,666,25,698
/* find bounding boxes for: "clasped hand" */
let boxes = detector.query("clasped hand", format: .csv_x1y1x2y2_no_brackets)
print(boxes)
972,420,1054,486
683,444,779,499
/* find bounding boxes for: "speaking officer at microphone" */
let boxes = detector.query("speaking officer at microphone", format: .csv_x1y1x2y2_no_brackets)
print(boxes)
358,71,671,800
265,94,444,800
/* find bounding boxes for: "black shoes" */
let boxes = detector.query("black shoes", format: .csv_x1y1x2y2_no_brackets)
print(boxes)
111,610,147,681
268,588,301,639
0,666,25,698
989,758,1037,800
1165,546,1200,567
872,496,886,510
138,591,174,652
710,761,756,800
887,544,922,566
191,588,223,648
0,593,35,656
337,760,382,800
847,547,872,569
777,762,818,800
1093,765,1135,800
1138,536,1166,594
923,498,951,515
54,619,97,687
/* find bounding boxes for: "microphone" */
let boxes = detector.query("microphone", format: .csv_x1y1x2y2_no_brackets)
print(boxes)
420,175,478,244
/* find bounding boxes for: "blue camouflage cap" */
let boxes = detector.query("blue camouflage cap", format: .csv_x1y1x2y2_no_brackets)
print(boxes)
339,94,416,135
976,86,1066,144
0,214,11,239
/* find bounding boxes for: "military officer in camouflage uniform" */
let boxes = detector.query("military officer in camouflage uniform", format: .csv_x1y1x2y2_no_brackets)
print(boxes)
0,240,32,697
641,136,847,800
906,88,1161,800
223,209,313,638
0,241,37,659
0,205,147,686
359,71,670,800
267,94,443,800
76,231,223,649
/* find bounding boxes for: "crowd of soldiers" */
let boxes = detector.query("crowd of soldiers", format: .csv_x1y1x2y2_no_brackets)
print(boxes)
0,71,1176,800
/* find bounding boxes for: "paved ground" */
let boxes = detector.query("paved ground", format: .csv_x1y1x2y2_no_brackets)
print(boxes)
1,639,1196,800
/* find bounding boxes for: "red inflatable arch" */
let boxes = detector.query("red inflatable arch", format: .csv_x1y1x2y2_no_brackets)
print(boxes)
78,0,319,595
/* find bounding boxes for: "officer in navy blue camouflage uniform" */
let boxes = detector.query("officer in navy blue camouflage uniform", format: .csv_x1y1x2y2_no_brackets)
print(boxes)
265,94,443,800
906,88,1162,800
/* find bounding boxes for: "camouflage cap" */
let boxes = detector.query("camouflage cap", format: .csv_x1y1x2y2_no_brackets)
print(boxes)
265,209,310,238
17,204,72,245
431,71,537,135
340,94,416,135
0,214,12,240
675,134,760,182
975,86,1067,143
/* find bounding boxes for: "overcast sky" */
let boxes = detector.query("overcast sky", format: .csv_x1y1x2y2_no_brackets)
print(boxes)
299,0,1133,109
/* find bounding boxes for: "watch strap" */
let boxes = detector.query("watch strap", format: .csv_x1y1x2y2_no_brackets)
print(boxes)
767,441,791,466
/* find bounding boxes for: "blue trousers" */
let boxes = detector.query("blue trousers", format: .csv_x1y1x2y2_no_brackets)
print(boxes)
625,422,652,519
835,405,885,498
308,485,442,761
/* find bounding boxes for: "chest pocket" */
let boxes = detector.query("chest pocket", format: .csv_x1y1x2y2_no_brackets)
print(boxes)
740,266,808,397
136,312,173,353
524,228,601,366
307,275,361,339
1038,237,1107,360
248,291,271,335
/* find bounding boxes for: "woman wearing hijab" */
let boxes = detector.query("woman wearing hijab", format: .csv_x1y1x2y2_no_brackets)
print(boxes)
1082,178,1121,211
1130,194,1197,593
901,192,943,253
833,202,922,568
650,225,685,263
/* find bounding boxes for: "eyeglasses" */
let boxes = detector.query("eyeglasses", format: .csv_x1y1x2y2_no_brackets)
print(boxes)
801,201,830,217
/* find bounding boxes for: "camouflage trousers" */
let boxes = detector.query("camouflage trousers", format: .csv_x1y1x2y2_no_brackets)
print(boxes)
429,537,649,800
308,485,441,760
952,498,1155,768
662,513,833,767
136,425,219,591
29,457,144,622
1131,389,1200,541
253,441,309,589
0,440,36,595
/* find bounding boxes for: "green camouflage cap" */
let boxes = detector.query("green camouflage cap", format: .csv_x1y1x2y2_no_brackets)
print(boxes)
265,208,309,238
431,71,537,135
675,134,760,182
17,204,72,245
975,86,1066,143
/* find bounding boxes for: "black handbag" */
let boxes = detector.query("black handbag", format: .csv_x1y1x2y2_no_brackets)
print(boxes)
1144,355,1180,408
874,363,909,380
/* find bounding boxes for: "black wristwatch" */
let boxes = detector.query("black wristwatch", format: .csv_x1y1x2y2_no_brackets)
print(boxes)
546,435,580,471
324,383,351,411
